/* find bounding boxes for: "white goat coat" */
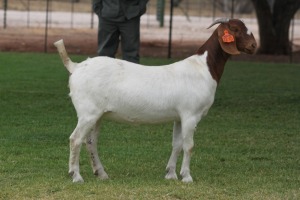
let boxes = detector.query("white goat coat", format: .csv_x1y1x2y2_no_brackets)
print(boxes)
55,18,257,183
69,52,217,124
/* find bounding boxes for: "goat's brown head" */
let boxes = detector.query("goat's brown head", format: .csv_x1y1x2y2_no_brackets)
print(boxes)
207,18,257,55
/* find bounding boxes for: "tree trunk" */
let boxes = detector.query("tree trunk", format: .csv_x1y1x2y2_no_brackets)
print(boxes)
251,0,300,55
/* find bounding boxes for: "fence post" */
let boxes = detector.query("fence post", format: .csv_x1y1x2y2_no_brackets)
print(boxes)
71,0,74,28
44,0,50,53
213,0,216,21
157,0,165,27
168,0,174,59
290,16,295,63
3,0,8,28
231,0,234,18
91,0,94,29
27,0,30,28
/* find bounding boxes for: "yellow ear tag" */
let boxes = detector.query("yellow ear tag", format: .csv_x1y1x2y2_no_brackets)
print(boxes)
222,30,235,43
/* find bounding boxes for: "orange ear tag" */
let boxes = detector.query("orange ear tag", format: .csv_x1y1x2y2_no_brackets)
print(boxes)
222,30,235,43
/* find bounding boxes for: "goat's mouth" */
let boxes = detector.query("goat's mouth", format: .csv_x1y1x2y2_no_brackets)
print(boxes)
243,42,257,54
243,47,256,54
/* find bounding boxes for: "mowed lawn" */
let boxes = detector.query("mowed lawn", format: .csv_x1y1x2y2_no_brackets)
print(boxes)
0,52,299,199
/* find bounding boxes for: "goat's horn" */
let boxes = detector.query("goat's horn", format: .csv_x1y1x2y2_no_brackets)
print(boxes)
207,18,230,29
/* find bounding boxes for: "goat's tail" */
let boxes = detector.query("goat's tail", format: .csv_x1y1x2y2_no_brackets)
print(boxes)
54,39,77,73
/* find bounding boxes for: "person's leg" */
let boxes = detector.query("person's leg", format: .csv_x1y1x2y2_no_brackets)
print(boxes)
119,17,140,63
97,17,120,57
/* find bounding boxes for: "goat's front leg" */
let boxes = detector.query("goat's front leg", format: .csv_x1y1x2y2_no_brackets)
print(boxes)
180,116,200,183
165,121,182,180
86,121,109,180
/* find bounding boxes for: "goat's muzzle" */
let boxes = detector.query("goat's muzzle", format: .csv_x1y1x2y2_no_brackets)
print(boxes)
244,41,257,54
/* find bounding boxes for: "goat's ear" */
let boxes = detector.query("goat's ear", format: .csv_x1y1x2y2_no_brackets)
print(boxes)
217,24,240,55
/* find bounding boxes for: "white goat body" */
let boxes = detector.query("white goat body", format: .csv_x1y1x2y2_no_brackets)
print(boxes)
54,18,256,183
55,39,216,183
69,53,216,125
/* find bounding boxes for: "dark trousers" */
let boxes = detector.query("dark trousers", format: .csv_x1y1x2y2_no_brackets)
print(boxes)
97,17,140,64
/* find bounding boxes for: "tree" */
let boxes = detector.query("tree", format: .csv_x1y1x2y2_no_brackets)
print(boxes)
251,0,300,55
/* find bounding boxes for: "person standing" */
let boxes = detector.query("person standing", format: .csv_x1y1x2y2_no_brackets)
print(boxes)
93,0,149,64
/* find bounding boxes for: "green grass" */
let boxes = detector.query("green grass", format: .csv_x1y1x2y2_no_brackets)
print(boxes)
0,52,299,199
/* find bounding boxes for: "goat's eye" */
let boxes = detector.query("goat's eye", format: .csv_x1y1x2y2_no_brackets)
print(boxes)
229,27,238,32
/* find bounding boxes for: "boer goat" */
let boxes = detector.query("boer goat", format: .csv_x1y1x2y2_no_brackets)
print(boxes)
54,18,256,183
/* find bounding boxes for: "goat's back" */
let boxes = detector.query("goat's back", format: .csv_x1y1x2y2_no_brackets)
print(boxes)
69,55,217,124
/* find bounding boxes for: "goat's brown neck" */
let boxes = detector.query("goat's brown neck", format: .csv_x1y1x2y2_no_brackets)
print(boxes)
196,30,230,84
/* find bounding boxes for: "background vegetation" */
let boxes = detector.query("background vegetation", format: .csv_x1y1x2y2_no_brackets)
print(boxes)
0,52,299,199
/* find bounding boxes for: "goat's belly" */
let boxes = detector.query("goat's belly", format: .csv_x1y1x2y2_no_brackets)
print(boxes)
103,109,180,124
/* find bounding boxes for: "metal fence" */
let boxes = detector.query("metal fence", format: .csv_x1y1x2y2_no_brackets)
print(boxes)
0,0,299,57
0,0,264,29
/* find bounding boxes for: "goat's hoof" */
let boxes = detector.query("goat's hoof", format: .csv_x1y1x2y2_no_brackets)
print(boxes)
73,177,84,183
94,169,109,180
69,171,84,183
181,175,193,183
165,172,178,180
98,173,109,180
72,176,84,183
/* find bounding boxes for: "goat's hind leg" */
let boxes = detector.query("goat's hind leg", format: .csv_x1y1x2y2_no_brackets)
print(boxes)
69,116,99,183
86,120,109,180
165,121,183,180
